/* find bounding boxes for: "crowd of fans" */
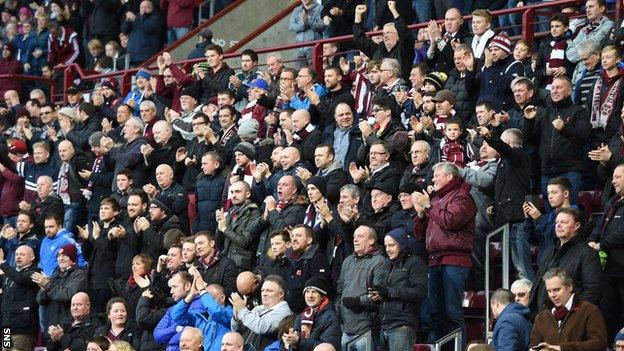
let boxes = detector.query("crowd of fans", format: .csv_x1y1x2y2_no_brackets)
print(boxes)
2,0,624,350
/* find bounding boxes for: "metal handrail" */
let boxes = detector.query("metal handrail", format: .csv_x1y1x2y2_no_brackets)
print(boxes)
484,223,510,342
197,0,216,22
434,328,463,351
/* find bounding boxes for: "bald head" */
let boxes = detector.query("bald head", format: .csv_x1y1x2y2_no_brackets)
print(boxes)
220,332,244,351
236,271,260,295
14,245,35,268
70,292,91,320
280,147,301,170
58,140,75,162
277,175,298,202
291,109,311,132
313,343,337,351
155,164,174,188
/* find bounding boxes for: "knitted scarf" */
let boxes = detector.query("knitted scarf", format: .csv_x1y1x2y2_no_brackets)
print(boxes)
589,68,624,129
546,37,567,85
583,16,606,36
300,296,330,338
127,272,149,287
293,123,315,141
199,249,221,268
441,138,466,168
219,124,238,146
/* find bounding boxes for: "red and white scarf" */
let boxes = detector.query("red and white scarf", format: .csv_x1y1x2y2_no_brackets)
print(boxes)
220,124,238,146
293,123,315,141
546,37,567,86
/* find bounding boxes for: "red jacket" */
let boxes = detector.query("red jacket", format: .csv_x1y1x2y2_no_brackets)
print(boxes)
0,56,23,101
414,178,476,264
0,162,25,217
160,0,199,28
48,26,80,65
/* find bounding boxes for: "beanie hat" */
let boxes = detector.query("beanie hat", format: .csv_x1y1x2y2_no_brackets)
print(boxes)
180,85,200,101
58,106,77,121
102,79,118,91
371,181,398,199
399,182,422,195
136,70,151,80
307,176,327,198
615,327,624,343
386,227,410,253
8,139,28,155
237,119,259,140
151,195,173,215
391,131,411,154
59,243,78,263
303,276,329,296
89,131,104,147
233,142,256,160
489,32,512,54
424,71,448,91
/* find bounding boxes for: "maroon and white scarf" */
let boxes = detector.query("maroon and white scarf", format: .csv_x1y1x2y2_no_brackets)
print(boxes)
582,16,606,36
293,123,315,142
220,124,238,146
590,69,624,129
546,37,567,85
199,249,220,268
276,199,292,212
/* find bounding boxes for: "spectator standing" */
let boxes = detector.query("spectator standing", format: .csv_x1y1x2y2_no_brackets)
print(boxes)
425,8,470,74
571,40,602,105
0,211,40,268
47,21,80,66
121,0,163,67
289,0,325,66
534,14,575,90
412,162,476,348
195,151,226,234
193,231,238,296
56,140,92,231
0,43,22,100
86,0,121,46
161,0,199,44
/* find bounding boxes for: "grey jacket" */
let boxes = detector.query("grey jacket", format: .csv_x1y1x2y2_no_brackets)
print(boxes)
336,249,390,335
567,16,614,63
217,201,260,271
289,2,324,58
231,300,293,350
459,160,497,234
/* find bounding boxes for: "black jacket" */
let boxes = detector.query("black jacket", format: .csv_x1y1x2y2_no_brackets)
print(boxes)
145,133,186,185
534,34,575,89
196,254,238,297
33,193,64,233
427,26,471,74
197,63,235,105
0,263,41,333
379,253,428,330
292,303,341,351
353,16,415,80
466,54,525,112
317,162,350,205
86,156,114,217
177,138,209,191
445,68,476,126
485,131,530,224
136,296,169,351
111,216,141,280
194,172,226,234
251,203,306,267
313,85,356,130
523,96,591,175
292,127,323,172
109,136,148,190
285,244,331,314
94,322,142,350
141,214,183,262
87,0,121,38
158,182,189,231
46,313,103,351
358,165,402,214
530,234,603,312
84,218,123,289
589,195,624,278
65,116,102,152
37,266,88,330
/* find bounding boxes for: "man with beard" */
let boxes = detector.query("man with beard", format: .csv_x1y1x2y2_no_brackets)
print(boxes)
110,169,134,214
216,181,259,271
205,105,241,167
297,144,349,206
111,189,147,280
312,66,355,130
135,195,183,262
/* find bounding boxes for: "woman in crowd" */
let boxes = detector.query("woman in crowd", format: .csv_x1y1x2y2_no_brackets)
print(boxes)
94,297,141,350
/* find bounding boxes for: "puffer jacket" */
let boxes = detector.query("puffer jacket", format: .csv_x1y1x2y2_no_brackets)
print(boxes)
195,172,226,233
170,293,233,351
445,68,476,126
467,54,525,112
492,302,532,351
284,244,330,314
523,96,591,175
337,249,390,335
217,201,260,271
414,178,476,256
379,253,428,330
292,303,341,351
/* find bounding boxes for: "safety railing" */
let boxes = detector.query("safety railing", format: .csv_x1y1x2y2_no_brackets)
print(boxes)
484,223,511,343
16,0,624,104
434,328,463,351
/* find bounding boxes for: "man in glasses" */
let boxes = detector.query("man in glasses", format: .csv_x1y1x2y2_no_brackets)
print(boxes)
571,39,602,105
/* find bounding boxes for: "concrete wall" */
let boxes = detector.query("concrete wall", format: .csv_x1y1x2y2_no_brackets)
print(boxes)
169,0,296,62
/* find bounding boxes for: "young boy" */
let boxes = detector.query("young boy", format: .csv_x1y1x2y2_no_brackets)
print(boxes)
430,118,477,168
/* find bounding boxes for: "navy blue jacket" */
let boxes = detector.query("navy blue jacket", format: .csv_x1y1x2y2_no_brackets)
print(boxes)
322,123,363,171
467,54,525,112
121,11,163,64
194,172,226,233
492,302,532,351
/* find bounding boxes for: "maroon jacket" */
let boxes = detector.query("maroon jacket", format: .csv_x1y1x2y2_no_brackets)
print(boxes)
160,0,199,28
414,178,476,266
48,26,80,65
0,48,23,101
0,162,25,217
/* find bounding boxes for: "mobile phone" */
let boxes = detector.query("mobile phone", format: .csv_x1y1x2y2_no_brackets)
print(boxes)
525,195,540,207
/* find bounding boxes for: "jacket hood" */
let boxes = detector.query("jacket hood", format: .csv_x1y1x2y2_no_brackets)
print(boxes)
500,302,531,319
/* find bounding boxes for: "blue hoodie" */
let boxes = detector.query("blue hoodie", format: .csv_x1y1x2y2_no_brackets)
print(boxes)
38,228,86,276
492,302,532,351
170,292,233,351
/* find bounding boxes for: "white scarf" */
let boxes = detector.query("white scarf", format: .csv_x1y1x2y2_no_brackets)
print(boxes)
472,28,495,59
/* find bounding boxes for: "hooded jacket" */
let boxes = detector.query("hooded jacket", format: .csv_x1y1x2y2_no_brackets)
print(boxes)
492,302,532,351
39,229,86,276
467,54,525,112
